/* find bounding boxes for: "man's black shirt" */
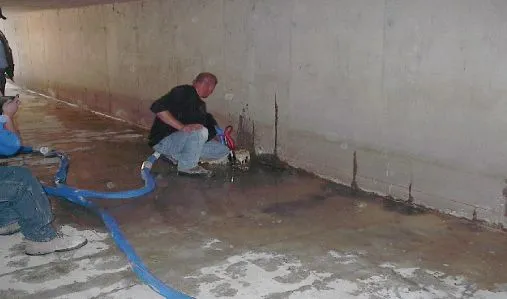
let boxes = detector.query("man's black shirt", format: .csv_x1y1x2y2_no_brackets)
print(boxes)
148,85,217,147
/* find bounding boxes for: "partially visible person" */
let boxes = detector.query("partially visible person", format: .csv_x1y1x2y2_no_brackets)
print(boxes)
0,30,14,96
148,72,230,176
0,8,7,20
0,97,87,255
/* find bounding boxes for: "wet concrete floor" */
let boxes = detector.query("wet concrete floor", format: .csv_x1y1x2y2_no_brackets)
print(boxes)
1,84,507,298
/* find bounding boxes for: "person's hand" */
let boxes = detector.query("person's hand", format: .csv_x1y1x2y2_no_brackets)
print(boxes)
180,124,203,132
2,97,20,117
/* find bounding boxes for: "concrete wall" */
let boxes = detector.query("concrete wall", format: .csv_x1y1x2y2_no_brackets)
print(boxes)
3,0,507,225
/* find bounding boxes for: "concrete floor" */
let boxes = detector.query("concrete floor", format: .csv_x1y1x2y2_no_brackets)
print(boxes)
1,83,507,299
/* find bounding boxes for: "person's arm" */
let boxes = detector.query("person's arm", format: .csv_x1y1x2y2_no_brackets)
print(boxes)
156,110,183,131
0,98,22,156
3,114,19,136
2,98,20,136
204,113,219,141
156,110,203,132
151,89,203,132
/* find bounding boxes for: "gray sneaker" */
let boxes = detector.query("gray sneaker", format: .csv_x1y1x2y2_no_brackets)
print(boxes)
25,233,88,256
0,222,21,235
178,166,212,176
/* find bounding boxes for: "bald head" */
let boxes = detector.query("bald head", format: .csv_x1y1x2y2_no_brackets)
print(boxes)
193,72,218,85
193,72,218,99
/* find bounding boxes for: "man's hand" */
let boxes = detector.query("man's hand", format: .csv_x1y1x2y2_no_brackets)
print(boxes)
2,97,20,117
1,96,21,136
180,124,203,132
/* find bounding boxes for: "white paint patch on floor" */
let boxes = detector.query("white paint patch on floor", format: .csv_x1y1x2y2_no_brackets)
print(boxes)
474,290,507,299
0,225,110,275
203,238,223,250
0,225,159,298
102,284,165,299
186,251,334,298
53,280,163,299
0,257,129,294
53,279,131,299
188,250,507,299
328,250,362,265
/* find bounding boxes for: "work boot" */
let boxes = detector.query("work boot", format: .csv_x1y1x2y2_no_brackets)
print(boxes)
178,166,212,177
25,233,88,256
0,222,21,235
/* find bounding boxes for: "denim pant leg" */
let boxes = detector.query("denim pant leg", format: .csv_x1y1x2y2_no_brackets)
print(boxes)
153,128,208,171
201,140,230,160
0,167,57,242
0,201,18,226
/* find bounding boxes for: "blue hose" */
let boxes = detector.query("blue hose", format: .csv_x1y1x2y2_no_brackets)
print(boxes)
26,147,192,299
49,153,157,199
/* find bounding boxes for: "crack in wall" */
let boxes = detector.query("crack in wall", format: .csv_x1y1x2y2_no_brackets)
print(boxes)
274,93,279,158
351,151,359,195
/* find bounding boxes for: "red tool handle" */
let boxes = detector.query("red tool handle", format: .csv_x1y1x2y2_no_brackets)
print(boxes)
224,125,236,151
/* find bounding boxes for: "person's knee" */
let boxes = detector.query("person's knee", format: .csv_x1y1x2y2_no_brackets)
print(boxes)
192,127,208,141
219,143,230,155
8,167,34,180
7,167,40,189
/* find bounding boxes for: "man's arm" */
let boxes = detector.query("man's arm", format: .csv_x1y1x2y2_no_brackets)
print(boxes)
2,98,20,136
151,89,203,132
0,98,22,156
204,113,219,141
156,110,184,131
3,115,19,135
156,111,203,132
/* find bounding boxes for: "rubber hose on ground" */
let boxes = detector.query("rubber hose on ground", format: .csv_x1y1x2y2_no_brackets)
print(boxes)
25,147,192,299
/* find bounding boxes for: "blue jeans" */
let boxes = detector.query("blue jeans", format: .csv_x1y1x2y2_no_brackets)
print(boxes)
153,128,230,171
0,166,57,241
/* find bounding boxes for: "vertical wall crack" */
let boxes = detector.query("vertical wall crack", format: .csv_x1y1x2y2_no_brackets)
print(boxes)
408,182,414,203
351,151,359,195
274,92,279,157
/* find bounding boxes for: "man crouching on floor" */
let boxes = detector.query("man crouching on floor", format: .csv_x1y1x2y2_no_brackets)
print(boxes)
148,72,230,176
